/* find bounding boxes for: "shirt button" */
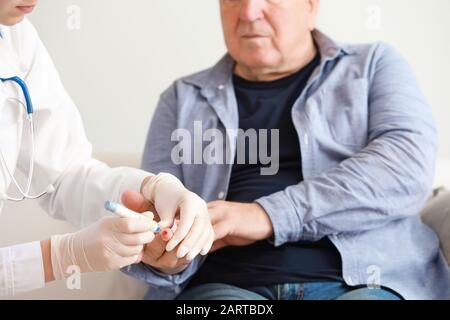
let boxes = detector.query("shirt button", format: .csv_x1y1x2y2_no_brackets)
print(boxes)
218,191,225,199
304,133,309,145
218,84,225,90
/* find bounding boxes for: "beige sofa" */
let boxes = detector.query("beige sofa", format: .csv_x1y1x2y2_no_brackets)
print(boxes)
0,154,449,300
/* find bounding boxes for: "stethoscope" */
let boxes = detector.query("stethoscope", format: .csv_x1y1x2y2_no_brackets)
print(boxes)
0,76,55,202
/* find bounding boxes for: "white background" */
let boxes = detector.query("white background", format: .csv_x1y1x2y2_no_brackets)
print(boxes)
29,0,450,160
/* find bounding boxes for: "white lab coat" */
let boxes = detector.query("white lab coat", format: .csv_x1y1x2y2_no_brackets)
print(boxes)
0,19,150,297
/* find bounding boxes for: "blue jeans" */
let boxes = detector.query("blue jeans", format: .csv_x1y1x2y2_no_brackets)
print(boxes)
176,282,402,300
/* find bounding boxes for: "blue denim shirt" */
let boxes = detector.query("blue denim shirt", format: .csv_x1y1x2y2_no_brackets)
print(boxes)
123,30,450,300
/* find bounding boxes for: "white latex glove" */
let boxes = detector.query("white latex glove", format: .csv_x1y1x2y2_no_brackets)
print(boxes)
50,214,155,280
141,173,214,260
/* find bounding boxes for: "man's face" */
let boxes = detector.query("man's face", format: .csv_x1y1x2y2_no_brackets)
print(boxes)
0,0,37,26
220,0,319,74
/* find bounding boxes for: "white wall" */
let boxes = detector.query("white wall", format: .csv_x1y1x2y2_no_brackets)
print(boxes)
28,0,450,159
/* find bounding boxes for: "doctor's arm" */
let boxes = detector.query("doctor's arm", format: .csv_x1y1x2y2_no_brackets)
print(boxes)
0,214,155,297
40,209,156,283
14,21,212,261
13,20,148,228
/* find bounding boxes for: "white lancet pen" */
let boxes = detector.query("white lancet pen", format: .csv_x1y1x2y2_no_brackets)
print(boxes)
104,201,161,233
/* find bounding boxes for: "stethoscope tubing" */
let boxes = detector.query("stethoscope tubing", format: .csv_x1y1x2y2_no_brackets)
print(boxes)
0,77,53,201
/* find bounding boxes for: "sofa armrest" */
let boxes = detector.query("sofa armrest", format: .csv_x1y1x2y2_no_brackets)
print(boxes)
422,189,450,265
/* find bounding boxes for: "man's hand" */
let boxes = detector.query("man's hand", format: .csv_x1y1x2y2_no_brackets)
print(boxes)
121,190,206,274
208,201,274,252
140,230,191,275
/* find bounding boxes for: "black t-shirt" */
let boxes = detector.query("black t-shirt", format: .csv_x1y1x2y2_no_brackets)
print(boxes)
188,54,343,289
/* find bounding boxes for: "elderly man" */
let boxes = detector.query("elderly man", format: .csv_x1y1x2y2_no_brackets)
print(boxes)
124,0,450,300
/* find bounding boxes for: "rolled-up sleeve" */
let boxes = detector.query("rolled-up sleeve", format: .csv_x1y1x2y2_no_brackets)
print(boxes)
0,241,45,297
256,43,437,246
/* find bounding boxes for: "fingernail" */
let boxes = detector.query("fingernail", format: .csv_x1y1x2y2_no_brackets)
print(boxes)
159,220,171,229
177,246,189,259
166,240,177,252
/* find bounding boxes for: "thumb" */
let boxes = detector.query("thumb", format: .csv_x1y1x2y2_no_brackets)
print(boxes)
153,189,181,228
159,218,174,229
156,203,178,228
121,190,155,213
212,220,230,241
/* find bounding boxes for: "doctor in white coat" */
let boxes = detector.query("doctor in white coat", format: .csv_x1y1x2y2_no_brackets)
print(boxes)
0,0,213,297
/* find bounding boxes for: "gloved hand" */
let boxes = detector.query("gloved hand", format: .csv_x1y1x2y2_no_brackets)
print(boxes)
50,215,155,280
140,173,214,260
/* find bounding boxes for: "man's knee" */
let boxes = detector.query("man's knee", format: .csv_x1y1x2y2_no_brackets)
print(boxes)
336,287,402,300
177,283,268,300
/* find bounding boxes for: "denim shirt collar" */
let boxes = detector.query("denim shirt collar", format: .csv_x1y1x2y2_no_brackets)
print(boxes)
183,29,354,93
182,29,354,143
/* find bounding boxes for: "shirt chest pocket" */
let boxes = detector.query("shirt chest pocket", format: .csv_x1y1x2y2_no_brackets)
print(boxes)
319,78,370,148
